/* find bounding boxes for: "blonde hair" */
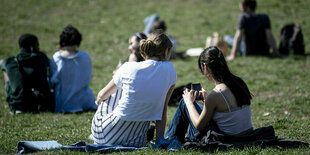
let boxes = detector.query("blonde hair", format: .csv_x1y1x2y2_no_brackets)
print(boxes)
139,30,172,61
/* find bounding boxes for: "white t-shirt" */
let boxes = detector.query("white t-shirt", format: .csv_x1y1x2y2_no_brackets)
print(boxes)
112,60,177,121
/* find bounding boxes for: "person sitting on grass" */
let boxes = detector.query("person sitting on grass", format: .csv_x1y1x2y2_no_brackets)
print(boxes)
1,34,54,113
128,32,147,62
165,46,253,143
105,32,147,114
226,0,280,60
91,30,176,147
49,25,97,113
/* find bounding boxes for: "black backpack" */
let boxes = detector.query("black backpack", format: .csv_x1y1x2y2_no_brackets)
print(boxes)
3,52,55,113
279,23,305,55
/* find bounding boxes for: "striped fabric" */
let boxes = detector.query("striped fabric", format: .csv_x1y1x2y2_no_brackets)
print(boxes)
91,88,150,147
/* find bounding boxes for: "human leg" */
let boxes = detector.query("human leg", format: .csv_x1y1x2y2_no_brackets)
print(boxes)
224,35,246,56
164,99,203,143
91,111,150,147
143,13,159,36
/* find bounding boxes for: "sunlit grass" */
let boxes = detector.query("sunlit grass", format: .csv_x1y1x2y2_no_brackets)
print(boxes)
0,0,309,154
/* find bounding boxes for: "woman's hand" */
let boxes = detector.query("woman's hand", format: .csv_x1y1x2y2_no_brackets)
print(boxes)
199,87,208,102
95,79,119,106
95,93,103,105
182,88,196,105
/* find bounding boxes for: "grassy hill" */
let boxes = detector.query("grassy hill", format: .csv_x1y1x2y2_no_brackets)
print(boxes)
0,0,309,154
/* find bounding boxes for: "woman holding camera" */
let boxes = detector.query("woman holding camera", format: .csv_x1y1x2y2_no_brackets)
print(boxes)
91,31,176,147
165,46,253,143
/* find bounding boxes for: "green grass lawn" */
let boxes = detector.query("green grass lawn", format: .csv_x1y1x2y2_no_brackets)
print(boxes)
0,0,309,154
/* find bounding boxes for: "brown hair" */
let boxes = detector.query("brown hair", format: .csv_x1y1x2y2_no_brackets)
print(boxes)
139,30,172,61
59,24,82,48
240,0,257,11
198,46,252,107
133,32,147,62
151,20,167,32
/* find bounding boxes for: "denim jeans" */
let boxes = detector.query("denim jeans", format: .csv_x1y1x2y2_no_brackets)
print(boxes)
224,35,246,56
164,99,204,143
143,13,159,36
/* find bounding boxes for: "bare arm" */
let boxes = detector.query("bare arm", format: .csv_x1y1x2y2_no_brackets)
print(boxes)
96,79,119,105
227,29,244,61
265,29,280,55
183,89,216,131
156,84,175,141
0,59,9,83
3,72,9,83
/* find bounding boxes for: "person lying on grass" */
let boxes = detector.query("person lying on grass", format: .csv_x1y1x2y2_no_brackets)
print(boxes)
165,46,253,143
91,30,176,147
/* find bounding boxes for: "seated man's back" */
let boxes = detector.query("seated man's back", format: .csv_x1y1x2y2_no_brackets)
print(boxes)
226,0,280,60
1,35,54,113
239,13,271,55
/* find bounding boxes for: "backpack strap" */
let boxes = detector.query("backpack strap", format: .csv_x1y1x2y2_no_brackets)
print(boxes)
14,57,26,76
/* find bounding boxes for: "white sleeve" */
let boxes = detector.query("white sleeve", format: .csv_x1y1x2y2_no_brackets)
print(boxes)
113,62,127,87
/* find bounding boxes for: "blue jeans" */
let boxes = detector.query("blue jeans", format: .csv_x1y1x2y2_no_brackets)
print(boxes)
224,35,246,56
143,13,159,36
164,99,204,143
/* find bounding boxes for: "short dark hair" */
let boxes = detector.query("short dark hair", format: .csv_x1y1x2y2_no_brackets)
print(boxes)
18,34,39,51
59,25,82,47
241,0,257,11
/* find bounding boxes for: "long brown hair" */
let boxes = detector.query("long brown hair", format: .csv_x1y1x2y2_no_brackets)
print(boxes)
198,46,252,106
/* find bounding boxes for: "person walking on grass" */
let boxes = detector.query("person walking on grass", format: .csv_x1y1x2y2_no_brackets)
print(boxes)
165,46,253,143
91,30,176,147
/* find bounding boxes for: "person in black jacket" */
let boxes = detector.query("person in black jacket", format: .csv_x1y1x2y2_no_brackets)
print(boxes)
1,34,54,113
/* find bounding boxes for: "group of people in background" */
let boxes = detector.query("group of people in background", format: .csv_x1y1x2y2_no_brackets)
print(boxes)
1,0,296,148
1,25,97,114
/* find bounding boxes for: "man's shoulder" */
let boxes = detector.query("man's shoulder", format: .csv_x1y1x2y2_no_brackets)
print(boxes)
2,56,16,65
256,13,270,20
1,56,16,71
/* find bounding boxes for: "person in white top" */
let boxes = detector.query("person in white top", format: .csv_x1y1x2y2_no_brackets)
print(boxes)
165,46,253,143
91,30,177,147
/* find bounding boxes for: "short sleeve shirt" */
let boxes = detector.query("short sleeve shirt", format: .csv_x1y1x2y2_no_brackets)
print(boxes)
238,13,271,55
49,51,97,113
113,60,177,121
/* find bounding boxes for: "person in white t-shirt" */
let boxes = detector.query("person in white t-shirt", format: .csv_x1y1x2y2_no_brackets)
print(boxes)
91,30,177,147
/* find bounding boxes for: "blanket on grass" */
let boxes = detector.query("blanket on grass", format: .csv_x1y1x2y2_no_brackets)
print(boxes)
184,125,309,151
17,126,308,154
17,141,148,154
16,136,181,154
